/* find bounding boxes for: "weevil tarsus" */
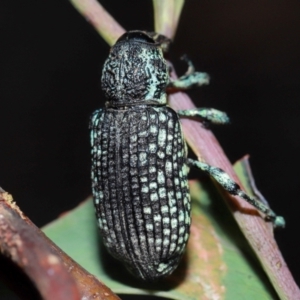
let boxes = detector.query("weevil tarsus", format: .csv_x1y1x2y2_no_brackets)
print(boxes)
180,54,195,75
168,56,210,90
178,108,230,125
186,158,285,228
168,71,210,90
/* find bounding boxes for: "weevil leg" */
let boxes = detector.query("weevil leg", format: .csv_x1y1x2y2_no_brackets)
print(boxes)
178,108,230,126
145,31,172,53
186,158,285,228
168,55,210,89
181,54,196,75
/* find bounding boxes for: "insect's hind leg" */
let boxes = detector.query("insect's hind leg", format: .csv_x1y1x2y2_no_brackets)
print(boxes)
186,158,285,228
178,108,230,126
168,55,210,90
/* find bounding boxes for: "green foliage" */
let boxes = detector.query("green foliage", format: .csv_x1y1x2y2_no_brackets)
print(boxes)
43,161,278,300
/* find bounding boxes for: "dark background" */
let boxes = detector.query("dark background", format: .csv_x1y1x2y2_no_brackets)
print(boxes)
1,0,299,287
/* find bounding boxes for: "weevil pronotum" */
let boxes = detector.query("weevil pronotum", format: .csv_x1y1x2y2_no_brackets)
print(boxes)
90,31,285,281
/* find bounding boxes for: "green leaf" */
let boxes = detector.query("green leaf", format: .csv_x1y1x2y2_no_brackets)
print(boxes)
43,169,279,300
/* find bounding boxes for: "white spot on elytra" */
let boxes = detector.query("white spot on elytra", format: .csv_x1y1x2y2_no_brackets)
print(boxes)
166,144,172,155
144,207,151,214
148,238,154,244
179,211,184,222
149,166,156,173
141,185,149,193
157,170,165,185
171,234,178,241
149,143,157,153
171,219,178,228
159,187,166,198
163,239,170,246
150,125,158,134
158,262,168,272
140,176,147,182
159,113,167,122
165,161,172,173
150,193,158,201
161,205,168,213
154,214,161,222
163,217,170,224
146,223,153,231
158,129,166,147
155,239,162,245
176,191,182,199
157,150,165,159
150,182,157,189
170,206,177,214
170,243,176,252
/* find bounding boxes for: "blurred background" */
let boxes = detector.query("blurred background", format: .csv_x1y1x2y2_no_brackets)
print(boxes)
0,0,299,287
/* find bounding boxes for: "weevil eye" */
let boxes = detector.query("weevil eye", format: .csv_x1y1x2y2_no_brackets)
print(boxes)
117,31,155,45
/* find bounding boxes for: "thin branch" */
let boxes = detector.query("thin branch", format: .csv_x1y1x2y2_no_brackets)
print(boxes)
0,188,120,300
69,0,125,46
168,87,300,300
153,0,185,40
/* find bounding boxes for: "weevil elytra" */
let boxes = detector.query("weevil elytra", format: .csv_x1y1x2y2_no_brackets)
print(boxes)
90,31,285,281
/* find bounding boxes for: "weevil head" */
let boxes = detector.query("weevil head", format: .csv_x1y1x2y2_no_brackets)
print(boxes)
101,31,169,107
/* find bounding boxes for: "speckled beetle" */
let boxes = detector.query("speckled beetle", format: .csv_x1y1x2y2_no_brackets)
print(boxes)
90,31,285,281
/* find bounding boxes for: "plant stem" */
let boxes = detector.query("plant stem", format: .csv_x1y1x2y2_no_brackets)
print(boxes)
168,84,299,300
69,0,125,46
153,0,185,40
0,188,120,300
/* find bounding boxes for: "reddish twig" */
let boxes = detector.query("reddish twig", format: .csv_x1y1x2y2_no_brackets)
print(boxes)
168,88,300,300
69,0,125,46
0,188,120,300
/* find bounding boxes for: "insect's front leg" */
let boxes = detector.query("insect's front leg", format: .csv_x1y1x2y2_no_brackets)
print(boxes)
186,158,285,229
145,31,172,53
168,56,229,126
168,55,210,89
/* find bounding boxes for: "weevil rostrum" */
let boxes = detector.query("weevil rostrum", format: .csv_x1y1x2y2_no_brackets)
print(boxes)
90,31,285,281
